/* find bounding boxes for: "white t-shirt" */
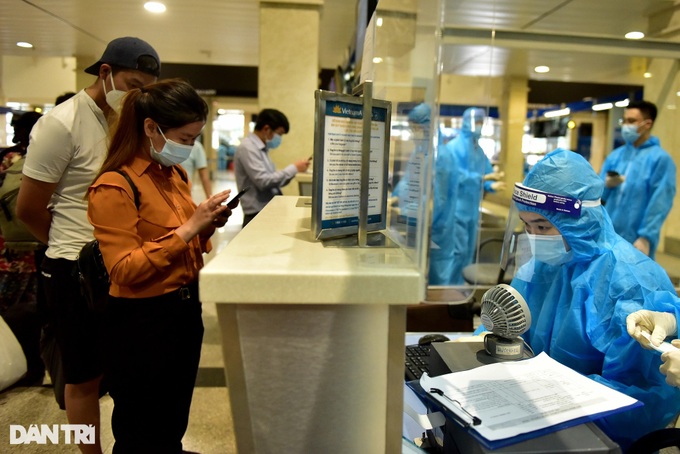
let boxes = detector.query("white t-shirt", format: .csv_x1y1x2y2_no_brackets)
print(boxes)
23,90,109,260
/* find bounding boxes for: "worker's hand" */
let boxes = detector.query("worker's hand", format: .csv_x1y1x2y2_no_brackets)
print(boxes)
490,181,506,192
661,341,680,387
484,170,505,181
633,237,650,256
294,158,311,173
627,309,678,348
605,174,625,188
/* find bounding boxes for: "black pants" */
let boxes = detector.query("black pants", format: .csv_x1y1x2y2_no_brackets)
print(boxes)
41,257,104,384
106,282,204,454
242,212,259,227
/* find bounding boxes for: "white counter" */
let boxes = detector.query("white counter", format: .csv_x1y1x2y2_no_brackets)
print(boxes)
294,172,313,196
200,196,421,454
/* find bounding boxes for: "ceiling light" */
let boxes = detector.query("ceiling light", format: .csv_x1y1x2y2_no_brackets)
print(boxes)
372,57,383,64
534,65,550,74
614,99,630,108
16,41,33,48
144,2,166,13
592,102,613,111
644,72,652,78
567,120,576,129
377,17,383,27
625,31,645,40
544,108,570,118
676,92,680,97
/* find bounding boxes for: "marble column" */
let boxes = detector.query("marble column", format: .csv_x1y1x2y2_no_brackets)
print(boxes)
259,0,322,195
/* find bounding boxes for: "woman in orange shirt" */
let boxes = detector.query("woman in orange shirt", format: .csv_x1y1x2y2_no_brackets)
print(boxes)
88,79,233,453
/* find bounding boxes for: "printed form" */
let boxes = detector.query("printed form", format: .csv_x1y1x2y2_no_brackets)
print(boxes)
420,352,639,442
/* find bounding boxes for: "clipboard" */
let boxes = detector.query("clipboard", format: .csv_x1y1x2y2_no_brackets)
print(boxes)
408,353,642,450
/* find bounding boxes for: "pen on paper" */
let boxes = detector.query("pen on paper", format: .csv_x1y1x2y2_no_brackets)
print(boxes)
429,388,482,426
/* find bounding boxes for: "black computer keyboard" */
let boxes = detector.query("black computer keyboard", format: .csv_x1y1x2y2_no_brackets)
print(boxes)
405,344,431,381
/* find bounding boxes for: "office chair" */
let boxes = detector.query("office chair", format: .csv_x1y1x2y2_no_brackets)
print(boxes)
461,237,514,286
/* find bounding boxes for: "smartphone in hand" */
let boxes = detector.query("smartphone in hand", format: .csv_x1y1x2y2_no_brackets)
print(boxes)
226,187,250,209
606,170,620,177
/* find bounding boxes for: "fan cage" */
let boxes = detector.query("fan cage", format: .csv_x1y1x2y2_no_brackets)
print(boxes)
480,285,530,339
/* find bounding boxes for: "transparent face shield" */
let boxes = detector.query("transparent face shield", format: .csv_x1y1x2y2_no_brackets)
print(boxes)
500,183,595,282
465,108,486,140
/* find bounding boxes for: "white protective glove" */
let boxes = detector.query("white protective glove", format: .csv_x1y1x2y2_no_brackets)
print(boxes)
605,174,625,188
490,181,506,192
483,170,505,181
626,310,678,348
661,340,680,387
633,237,651,256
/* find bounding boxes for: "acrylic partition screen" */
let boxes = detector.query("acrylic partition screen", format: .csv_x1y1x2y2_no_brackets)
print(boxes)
366,0,442,299
311,90,392,240
373,0,680,305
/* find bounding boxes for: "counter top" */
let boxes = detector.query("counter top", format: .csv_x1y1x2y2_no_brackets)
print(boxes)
200,196,422,305
294,171,313,183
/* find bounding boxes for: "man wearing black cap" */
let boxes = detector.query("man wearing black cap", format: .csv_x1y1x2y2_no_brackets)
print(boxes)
16,37,160,454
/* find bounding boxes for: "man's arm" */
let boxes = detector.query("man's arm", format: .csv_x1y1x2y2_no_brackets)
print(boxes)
16,175,57,244
197,167,212,199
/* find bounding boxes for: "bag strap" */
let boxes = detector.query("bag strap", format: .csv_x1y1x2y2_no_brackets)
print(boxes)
173,164,189,184
114,170,140,210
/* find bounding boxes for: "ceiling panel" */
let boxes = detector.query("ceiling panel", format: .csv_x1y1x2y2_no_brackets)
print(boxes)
443,0,675,37
0,0,355,69
437,0,680,88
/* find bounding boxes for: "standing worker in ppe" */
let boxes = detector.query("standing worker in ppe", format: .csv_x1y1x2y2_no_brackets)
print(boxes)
393,103,431,225
429,107,504,285
501,148,680,450
600,100,676,259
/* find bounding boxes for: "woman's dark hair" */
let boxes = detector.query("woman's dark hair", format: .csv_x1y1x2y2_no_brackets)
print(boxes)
96,78,208,180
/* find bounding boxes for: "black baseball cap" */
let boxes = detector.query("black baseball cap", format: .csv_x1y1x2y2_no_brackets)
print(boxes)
84,37,160,77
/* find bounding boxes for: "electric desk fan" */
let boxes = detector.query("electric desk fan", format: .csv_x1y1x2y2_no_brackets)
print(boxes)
479,284,532,360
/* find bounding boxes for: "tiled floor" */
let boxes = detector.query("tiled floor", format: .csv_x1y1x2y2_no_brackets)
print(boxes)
0,170,241,454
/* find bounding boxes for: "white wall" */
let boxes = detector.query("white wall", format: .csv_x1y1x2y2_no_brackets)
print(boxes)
1,55,77,105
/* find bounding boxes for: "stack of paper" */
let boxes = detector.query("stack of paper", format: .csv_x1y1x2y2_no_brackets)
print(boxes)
419,352,640,448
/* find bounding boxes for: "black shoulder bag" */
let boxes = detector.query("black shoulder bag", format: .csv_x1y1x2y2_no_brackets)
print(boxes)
77,170,139,312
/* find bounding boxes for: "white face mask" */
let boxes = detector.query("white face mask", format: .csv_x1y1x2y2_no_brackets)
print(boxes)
526,233,573,266
150,126,194,167
102,73,126,113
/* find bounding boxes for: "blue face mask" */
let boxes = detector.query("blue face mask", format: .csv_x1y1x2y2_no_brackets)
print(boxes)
526,233,573,266
150,127,194,167
267,133,282,150
621,124,641,144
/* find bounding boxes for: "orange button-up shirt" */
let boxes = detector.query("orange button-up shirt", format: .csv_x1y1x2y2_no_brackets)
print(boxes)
88,155,211,299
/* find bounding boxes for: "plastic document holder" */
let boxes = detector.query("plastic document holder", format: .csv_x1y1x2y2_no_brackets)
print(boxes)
407,343,639,452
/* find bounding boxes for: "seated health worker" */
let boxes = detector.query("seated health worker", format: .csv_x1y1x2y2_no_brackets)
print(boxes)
502,148,680,449
87,79,234,453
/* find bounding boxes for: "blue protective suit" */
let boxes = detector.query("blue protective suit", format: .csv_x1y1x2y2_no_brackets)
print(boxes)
512,149,680,450
429,107,496,285
394,103,431,220
600,136,676,259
